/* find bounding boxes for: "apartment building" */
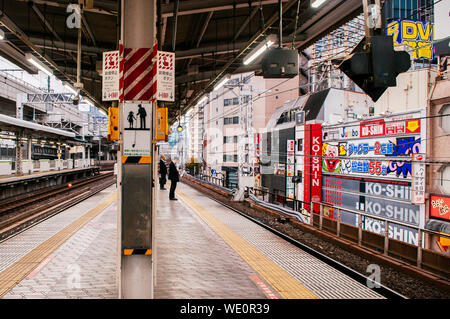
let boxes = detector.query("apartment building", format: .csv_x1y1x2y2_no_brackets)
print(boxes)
203,72,299,186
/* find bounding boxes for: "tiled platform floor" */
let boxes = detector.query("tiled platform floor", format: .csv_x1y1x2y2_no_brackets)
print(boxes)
0,181,383,299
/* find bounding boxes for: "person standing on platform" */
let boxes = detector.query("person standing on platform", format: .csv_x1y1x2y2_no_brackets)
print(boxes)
159,155,167,190
168,157,179,200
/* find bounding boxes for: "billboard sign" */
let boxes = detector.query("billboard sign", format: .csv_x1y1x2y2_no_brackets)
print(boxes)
386,19,434,60
430,195,450,221
322,174,422,245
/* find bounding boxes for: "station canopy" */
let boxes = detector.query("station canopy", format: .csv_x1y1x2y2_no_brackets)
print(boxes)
0,0,363,122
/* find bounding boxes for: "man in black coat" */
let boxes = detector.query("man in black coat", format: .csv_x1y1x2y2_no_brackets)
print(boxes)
159,155,167,190
168,158,179,200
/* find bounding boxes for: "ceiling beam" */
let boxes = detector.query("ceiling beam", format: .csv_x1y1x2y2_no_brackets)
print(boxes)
161,0,288,18
0,9,104,110
81,14,97,47
234,6,259,41
14,0,117,16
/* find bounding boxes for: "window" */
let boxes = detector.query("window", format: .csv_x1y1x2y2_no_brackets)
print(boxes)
223,155,237,162
224,136,238,143
233,97,239,105
440,104,450,133
297,138,303,152
224,117,239,125
224,98,232,106
442,165,450,191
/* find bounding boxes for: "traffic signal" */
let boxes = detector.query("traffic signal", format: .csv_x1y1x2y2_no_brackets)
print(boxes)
107,107,119,142
338,35,411,102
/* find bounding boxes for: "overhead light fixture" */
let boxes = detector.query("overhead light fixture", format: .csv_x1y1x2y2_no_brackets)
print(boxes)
63,82,78,95
84,97,95,106
311,0,327,8
243,40,275,65
177,124,183,132
197,96,208,105
213,75,230,91
0,30,5,40
25,53,53,76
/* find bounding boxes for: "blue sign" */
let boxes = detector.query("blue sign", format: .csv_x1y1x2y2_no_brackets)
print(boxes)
211,169,216,175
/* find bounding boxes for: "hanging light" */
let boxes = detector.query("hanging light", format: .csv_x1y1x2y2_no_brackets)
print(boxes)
311,0,328,8
213,75,231,91
25,53,53,76
63,82,78,95
177,124,183,132
243,40,274,65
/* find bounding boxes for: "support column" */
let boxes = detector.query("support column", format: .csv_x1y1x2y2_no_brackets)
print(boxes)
119,0,156,299
15,133,23,175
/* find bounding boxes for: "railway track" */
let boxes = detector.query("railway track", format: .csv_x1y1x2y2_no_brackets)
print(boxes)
0,172,116,242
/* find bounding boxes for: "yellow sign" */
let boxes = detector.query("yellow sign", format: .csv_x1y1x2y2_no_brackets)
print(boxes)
156,107,168,141
407,120,419,132
107,107,119,141
386,20,434,59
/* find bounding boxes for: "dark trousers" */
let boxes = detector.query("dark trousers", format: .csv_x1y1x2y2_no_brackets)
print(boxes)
159,177,166,189
169,180,177,199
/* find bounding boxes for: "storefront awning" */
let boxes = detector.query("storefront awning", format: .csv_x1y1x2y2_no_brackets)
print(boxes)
425,219,450,235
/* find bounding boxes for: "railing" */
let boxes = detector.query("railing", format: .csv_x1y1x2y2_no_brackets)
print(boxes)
244,186,449,275
309,201,450,271
193,173,238,190
246,186,308,213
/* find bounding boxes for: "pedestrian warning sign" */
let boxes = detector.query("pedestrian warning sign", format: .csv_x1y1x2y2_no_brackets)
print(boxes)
123,103,151,157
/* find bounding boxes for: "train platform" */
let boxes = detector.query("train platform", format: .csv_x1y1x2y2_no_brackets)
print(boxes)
0,182,383,299
0,167,100,185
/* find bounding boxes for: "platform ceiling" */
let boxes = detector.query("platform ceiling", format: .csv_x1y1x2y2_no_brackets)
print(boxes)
0,0,363,121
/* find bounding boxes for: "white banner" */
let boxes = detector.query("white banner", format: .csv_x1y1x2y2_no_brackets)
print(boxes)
411,153,426,204
157,51,175,102
102,50,120,101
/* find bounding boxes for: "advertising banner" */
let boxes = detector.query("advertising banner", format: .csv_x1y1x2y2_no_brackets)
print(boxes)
322,114,423,181
430,195,450,221
386,19,434,59
411,153,426,204
286,140,295,200
304,124,322,210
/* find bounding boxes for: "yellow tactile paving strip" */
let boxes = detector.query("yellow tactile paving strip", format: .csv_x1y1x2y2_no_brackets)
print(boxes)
0,192,117,298
176,190,318,299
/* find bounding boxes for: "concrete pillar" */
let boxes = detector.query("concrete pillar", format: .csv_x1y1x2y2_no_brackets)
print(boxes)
15,134,23,175
119,0,156,299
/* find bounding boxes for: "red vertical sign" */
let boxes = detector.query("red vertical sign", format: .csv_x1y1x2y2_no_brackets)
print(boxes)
303,124,322,212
